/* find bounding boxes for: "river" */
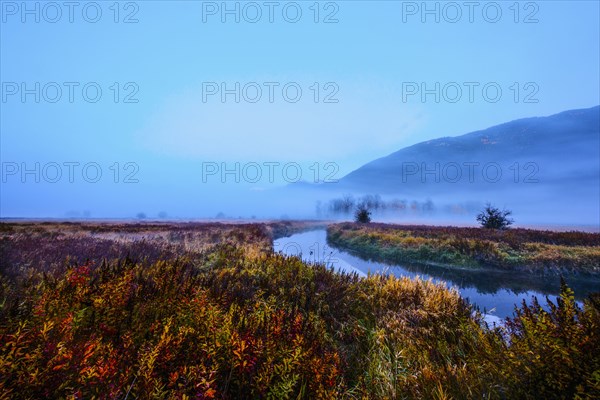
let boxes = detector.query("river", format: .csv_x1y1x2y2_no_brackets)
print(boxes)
274,229,600,324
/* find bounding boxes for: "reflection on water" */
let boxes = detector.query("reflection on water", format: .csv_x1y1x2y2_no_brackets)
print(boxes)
274,230,600,320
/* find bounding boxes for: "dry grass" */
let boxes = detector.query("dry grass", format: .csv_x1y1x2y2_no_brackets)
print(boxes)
327,223,600,274
0,221,598,399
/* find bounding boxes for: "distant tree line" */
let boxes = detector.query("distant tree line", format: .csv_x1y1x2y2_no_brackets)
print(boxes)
325,194,435,216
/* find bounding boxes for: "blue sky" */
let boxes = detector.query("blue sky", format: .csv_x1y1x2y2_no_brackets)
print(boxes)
1,1,599,218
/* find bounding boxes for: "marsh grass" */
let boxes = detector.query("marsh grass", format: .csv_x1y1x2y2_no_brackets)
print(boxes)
327,223,600,274
0,222,598,399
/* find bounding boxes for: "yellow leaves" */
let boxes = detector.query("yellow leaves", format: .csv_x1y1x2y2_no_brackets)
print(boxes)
1,329,31,365
402,236,429,248
139,344,160,382
232,337,247,360
93,297,105,308
160,318,173,339
39,320,55,341
432,381,451,400
138,317,178,386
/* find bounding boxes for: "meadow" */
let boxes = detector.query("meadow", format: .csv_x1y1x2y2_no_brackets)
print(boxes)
327,223,600,274
0,221,599,399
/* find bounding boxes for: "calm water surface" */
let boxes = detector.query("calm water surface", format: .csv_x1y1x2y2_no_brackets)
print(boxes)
274,230,600,323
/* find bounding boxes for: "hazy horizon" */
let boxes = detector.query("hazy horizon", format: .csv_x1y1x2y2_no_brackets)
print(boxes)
2,1,599,226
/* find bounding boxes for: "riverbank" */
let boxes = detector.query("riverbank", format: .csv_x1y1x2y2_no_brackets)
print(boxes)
327,222,600,274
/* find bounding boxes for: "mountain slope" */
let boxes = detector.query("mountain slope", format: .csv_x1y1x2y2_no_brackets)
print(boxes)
339,106,599,199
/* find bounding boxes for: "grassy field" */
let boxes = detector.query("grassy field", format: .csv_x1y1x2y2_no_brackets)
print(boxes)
327,223,600,274
1,221,599,399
